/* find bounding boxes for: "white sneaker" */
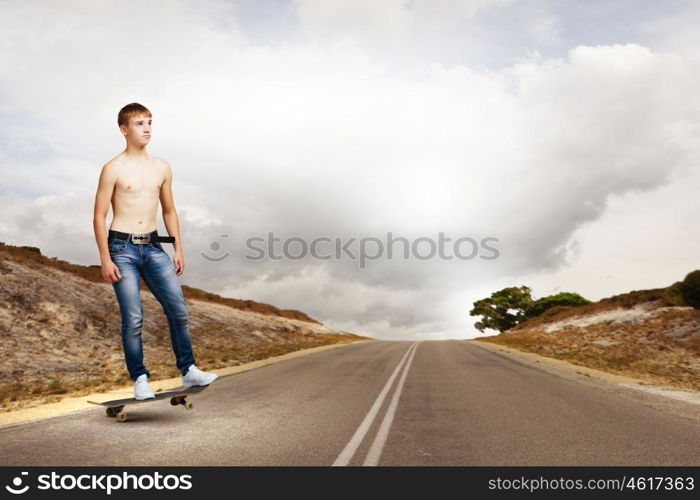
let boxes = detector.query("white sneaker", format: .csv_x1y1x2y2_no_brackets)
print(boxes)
182,364,218,388
134,374,155,400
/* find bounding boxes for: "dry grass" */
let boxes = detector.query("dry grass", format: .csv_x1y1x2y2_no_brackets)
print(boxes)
476,302,700,391
509,288,671,331
0,242,318,322
0,240,373,411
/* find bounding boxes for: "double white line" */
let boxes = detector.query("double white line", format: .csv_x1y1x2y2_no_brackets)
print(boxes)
332,341,420,466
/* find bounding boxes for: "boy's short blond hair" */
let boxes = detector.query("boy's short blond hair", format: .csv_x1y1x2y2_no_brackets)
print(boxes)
118,102,152,127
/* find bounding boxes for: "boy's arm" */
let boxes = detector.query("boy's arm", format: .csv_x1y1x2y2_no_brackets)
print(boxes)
93,163,118,264
159,161,183,255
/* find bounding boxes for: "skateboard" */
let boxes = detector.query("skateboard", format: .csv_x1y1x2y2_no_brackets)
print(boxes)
88,384,209,422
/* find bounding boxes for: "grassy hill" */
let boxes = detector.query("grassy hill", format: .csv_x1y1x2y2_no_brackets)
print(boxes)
0,242,372,411
474,285,700,391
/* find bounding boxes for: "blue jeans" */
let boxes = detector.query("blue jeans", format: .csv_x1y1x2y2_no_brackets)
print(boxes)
108,230,195,381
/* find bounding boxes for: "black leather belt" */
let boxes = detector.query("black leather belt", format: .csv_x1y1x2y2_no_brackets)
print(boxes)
108,229,175,244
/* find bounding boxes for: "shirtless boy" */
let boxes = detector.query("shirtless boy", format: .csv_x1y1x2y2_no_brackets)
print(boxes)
93,102,217,399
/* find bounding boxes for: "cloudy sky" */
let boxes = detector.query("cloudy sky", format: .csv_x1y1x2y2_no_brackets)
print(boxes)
1,0,699,340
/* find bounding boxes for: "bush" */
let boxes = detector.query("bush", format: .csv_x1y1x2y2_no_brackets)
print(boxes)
19,246,41,254
681,270,700,309
525,292,591,319
660,281,687,307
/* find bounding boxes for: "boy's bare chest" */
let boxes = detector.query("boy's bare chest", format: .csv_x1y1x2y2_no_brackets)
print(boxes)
115,165,164,197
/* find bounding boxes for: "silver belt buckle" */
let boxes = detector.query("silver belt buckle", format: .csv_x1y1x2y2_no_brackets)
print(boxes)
131,233,151,244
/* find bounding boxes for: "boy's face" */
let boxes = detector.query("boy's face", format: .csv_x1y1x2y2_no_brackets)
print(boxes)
120,113,152,146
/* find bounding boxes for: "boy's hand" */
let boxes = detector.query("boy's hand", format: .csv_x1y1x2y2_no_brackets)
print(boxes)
101,260,122,283
174,250,185,276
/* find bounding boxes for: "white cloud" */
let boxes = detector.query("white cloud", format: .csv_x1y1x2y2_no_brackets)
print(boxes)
1,1,699,340
525,12,560,47
294,0,516,45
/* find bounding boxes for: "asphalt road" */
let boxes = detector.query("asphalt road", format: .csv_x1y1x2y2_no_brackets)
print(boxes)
1,340,699,466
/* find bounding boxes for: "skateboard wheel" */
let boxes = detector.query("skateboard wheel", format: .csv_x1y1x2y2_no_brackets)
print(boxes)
184,401,194,410
116,412,128,422
106,408,117,418
170,397,179,406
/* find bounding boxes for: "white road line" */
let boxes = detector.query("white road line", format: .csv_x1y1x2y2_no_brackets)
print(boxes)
332,341,418,466
363,340,419,466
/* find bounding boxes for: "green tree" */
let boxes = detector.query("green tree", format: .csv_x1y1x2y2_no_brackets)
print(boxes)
525,292,591,319
469,286,533,333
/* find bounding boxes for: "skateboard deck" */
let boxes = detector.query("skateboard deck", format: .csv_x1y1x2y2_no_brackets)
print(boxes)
88,384,210,422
